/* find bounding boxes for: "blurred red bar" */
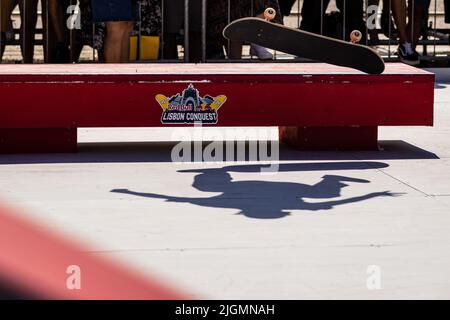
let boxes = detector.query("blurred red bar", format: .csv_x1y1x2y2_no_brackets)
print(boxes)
0,203,188,300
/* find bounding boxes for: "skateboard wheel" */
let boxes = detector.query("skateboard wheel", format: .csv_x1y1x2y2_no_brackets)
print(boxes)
350,30,362,43
264,8,276,21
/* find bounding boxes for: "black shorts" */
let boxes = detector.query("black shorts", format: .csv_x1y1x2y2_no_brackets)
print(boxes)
91,0,139,23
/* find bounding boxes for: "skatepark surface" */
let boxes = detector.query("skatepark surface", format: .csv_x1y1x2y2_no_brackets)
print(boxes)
1,70,450,299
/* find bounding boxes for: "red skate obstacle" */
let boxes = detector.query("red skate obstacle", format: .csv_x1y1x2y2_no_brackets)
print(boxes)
0,63,434,153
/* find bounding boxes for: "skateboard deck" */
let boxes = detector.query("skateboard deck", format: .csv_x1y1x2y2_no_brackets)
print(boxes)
223,18,385,75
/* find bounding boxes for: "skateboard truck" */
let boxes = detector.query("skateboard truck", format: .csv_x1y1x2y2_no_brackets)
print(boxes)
350,30,362,44
264,8,276,21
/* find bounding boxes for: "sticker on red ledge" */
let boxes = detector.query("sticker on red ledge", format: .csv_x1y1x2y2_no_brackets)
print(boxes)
155,84,227,124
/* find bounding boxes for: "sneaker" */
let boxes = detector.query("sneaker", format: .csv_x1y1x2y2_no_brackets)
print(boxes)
397,42,420,66
250,43,273,60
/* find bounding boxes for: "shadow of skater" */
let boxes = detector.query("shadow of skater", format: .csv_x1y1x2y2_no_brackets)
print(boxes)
111,167,401,219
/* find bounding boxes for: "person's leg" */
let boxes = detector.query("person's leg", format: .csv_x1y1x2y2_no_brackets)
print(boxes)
382,0,390,16
0,32,5,60
367,0,382,44
445,0,450,23
392,0,420,64
380,0,400,39
120,21,134,62
48,0,65,43
105,21,129,63
163,0,184,59
18,0,38,63
278,0,296,19
391,0,409,43
0,27,6,60
48,0,71,62
408,0,428,48
41,0,52,62
337,0,365,42
300,0,317,32
224,0,252,60
300,0,330,33
187,0,203,62
162,35,178,60
92,0,136,63
66,0,83,62
409,1,422,47
204,0,225,59
189,31,202,63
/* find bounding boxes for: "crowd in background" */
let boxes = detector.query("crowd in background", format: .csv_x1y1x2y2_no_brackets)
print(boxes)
1,0,450,66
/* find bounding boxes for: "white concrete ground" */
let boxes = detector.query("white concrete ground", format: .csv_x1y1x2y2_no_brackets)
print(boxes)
1,75,450,299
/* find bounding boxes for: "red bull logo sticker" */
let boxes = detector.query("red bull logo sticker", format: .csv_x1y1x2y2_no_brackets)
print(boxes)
155,84,227,124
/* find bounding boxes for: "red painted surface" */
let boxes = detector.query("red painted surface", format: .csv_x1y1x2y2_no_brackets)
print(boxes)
0,128,77,153
0,202,188,299
279,126,379,150
0,63,434,152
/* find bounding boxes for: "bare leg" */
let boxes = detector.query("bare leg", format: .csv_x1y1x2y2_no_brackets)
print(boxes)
120,21,134,62
390,0,409,43
104,21,133,63
48,0,65,43
391,0,420,64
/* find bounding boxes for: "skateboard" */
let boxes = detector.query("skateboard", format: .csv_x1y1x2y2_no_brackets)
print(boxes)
223,9,385,75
